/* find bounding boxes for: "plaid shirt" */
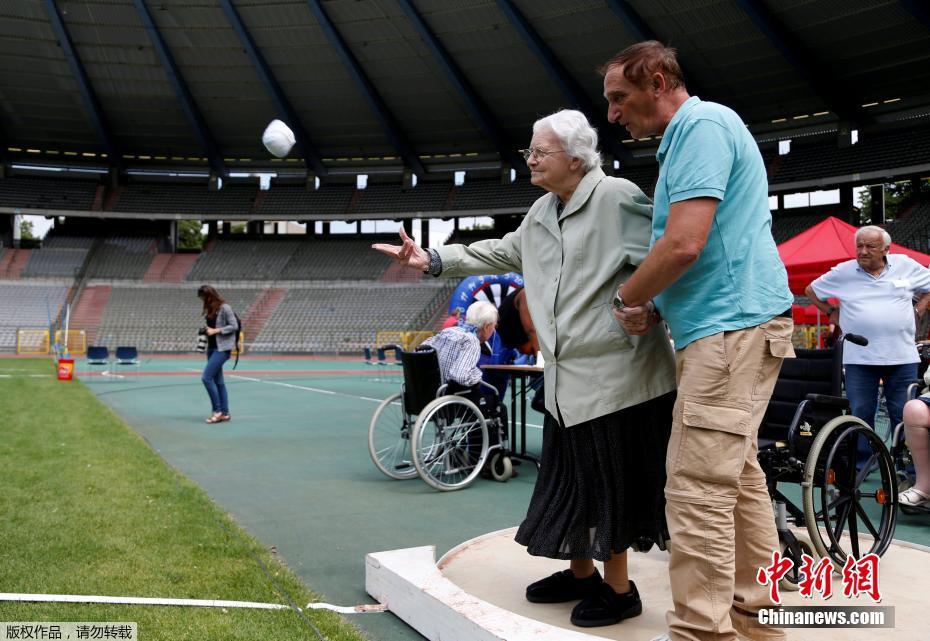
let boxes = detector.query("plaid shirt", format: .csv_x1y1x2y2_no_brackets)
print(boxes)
420,325,482,387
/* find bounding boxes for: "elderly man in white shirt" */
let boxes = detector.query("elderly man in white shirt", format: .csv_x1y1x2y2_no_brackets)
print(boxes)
805,225,930,444
420,300,498,393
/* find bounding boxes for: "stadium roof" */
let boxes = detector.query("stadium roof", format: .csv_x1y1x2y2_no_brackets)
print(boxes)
1,0,929,177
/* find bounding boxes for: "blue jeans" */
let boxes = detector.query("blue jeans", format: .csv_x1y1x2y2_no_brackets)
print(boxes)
202,348,231,414
844,363,917,431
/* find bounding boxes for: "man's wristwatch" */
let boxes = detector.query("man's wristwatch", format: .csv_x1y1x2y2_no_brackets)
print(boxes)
612,292,625,310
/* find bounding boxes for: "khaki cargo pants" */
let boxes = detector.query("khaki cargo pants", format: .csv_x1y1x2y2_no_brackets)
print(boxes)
665,317,794,641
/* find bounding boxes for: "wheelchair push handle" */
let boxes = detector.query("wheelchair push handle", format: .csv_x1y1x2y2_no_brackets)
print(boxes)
842,333,868,347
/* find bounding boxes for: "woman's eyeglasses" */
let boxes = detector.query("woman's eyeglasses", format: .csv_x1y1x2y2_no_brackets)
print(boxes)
519,147,566,161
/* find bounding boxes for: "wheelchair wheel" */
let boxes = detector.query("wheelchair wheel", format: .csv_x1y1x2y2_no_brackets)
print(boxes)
778,532,816,592
368,392,418,480
802,416,898,565
490,452,513,482
411,395,488,491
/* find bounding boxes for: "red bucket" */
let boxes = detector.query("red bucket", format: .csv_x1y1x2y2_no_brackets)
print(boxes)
57,358,75,381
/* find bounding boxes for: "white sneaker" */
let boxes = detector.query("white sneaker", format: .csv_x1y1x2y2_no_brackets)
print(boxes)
650,634,671,641
900,486,930,507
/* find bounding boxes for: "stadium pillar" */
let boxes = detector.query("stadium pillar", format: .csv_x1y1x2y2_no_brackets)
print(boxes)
305,221,314,235
322,222,330,236
403,219,413,237
840,185,855,224
222,221,231,235
403,169,415,190
870,184,885,224
422,219,430,249
494,214,520,235
208,221,217,238
500,162,512,184
167,220,177,253
247,221,262,235
0,213,12,249
837,122,854,148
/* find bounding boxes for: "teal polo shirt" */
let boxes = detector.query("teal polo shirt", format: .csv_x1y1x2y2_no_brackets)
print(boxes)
652,97,793,349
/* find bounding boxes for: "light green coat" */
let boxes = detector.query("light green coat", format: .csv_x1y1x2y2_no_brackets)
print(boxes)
437,167,676,427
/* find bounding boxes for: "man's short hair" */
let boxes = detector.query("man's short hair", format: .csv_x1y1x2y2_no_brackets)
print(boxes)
465,300,498,328
855,225,891,249
599,40,686,91
533,109,601,172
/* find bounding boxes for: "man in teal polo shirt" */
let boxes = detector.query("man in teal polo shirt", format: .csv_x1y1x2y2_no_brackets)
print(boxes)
602,41,794,641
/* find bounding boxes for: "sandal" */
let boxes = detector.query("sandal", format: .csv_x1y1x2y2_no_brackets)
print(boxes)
899,487,930,507
205,413,224,424
219,413,231,422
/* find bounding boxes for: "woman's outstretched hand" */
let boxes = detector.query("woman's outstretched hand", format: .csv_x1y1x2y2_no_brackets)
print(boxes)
372,228,430,272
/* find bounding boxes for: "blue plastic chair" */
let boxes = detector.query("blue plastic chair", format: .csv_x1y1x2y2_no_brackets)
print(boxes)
114,346,140,378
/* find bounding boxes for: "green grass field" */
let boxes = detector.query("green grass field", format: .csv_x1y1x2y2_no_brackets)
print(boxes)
0,359,367,641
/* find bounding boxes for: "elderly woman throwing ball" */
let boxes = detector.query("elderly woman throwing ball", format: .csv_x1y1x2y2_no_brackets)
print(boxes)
373,109,675,629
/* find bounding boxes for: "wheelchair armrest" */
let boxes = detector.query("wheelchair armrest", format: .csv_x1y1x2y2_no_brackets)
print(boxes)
805,393,850,409
477,380,500,403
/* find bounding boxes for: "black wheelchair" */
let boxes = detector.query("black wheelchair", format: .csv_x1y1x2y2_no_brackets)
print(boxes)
758,333,898,584
367,346,513,491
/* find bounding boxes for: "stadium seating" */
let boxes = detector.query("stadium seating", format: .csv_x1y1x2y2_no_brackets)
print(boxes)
886,201,930,254
255,282,454,353
113,182,257,216
771,128,930,186
279,238,394,280
0,283,69,350
0,175,97,211
92,285,263,352
187,236,397,281
187,238,304,282
85,236,157,279
770,209,841,244
451,178,541,212
21,247,88,278
257,183,354,217
617,164,659,197
353,182,451,215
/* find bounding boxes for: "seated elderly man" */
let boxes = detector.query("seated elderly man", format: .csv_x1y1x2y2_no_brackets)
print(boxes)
420,300,500,406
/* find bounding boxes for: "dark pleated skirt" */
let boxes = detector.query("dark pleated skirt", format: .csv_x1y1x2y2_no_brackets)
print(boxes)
514,391,675,561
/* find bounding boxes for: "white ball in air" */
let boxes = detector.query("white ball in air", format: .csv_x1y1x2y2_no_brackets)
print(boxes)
262,119,296,158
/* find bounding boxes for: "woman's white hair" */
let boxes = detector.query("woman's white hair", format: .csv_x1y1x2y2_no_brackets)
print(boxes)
533,109,602,172
465,300,498,328
855,225,891,249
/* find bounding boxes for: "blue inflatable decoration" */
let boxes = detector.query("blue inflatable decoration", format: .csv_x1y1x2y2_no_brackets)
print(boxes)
448,273,524,314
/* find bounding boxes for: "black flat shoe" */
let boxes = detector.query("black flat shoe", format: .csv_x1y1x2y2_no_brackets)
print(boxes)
570,580,642,627
525,568,603,604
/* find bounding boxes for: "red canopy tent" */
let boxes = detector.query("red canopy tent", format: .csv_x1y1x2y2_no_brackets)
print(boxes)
777,216,930,295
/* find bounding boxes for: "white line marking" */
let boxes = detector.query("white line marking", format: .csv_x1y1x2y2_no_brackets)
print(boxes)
307,602,387,614
0,592,387,614
0,592,287,610
183,368,384,403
